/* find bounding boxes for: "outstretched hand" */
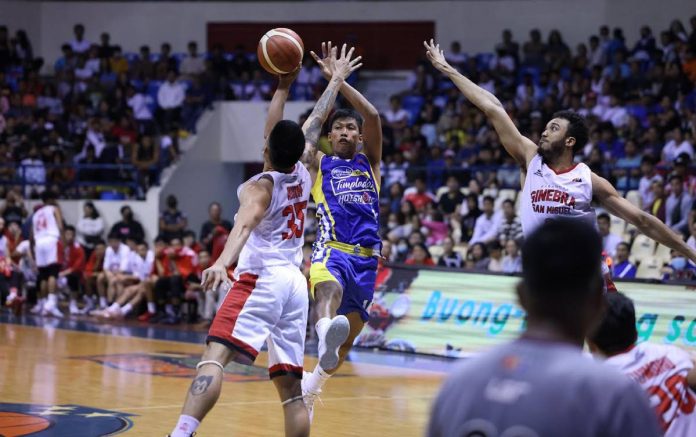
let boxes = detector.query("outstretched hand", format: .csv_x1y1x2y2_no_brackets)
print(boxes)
423,39,454,74
311,42,362,81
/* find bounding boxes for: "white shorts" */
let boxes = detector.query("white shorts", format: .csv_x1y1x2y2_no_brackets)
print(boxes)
35,237,60,268
207,265,308,378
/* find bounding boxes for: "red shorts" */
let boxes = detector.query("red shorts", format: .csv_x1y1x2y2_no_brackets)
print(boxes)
207,265,308,379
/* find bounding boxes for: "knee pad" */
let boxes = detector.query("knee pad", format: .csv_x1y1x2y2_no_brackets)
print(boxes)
196,360,224,372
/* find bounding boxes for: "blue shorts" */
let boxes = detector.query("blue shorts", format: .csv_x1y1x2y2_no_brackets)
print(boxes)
310,247,378,322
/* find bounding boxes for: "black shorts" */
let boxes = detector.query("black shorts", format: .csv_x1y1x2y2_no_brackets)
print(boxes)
37,264,61,283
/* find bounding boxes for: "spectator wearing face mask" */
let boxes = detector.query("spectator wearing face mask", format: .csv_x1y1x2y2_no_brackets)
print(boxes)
661,249,696,281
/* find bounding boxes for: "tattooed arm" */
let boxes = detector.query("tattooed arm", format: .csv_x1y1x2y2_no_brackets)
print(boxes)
301,44,363,183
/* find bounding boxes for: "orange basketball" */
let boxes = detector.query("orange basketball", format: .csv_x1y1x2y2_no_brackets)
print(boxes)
257,28,304,75
0,412,51,436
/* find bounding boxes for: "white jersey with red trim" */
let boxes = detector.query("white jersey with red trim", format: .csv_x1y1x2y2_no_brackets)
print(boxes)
32,205,60,240
236,164,311,273
605,342,696,436
520,154,596,236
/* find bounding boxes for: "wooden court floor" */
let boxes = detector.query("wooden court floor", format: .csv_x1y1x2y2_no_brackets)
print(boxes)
0,316,449,436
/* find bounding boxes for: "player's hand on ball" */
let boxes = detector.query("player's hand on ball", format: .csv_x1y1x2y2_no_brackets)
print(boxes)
424,39,452,74
278,68,301,89
201,263,230,292
330,43,363,80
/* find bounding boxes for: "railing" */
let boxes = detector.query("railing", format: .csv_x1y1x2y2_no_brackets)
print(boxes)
0,164,148,198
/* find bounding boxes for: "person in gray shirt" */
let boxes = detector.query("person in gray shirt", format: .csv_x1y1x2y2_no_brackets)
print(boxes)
427,219,661,437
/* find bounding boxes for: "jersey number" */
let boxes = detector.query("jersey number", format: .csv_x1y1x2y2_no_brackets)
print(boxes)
35,215,48,231
647,373,696,430
281,201,307,240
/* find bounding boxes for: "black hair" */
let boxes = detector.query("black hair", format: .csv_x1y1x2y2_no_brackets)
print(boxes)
138,241,149,248
328,108,364,133
267,120,305,170
597,212,610,222
552,110,589,155
94,238,106,246
120,205,132,215
502,199,514,207
85,201,100,219
412,243,432,259
482,195,495,204
588,292,638,355
183,229,196,239
154,236,167,245
41,190,57,203
640,155,656,166
522,219,602,297
65,225,76,233
669,173,684,183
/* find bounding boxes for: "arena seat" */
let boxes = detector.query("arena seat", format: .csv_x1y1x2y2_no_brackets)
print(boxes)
635,256,664,280
629,234,656,265
625,190,642,209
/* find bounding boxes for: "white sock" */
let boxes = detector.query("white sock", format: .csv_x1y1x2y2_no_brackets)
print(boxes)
165,304,176,316
99,296,108,308
48,293,58,306
69,299,79,310
147,302,156,313
171,414,200,437
305,364,331,394
8,289,17,298
122,303,133,315
108,302,121,312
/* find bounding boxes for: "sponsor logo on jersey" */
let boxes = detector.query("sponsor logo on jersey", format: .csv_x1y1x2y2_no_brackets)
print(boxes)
331,176,376,196
572,178,582,183
533,169,543,177
330,166,354,179
530,188,577,215
0,402,134,436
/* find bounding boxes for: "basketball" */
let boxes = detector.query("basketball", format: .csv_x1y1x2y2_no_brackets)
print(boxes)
0,412,51,436
257,28,304,75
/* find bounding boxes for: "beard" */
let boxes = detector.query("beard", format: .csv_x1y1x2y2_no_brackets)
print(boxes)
537,138,565,162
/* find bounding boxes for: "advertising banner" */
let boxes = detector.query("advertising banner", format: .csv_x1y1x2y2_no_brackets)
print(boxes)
356,265,696,358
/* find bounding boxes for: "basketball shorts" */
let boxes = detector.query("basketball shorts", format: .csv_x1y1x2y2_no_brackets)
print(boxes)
35,237,61,269
207,265,308,379
310,247,378,322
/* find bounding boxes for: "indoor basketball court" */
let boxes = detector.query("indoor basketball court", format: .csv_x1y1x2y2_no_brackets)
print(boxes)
0,314,449,436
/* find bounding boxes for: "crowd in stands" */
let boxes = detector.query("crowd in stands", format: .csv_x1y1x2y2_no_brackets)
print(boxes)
0,192,239,323
374,16,696,281
0,22,317,200
3,17,696,322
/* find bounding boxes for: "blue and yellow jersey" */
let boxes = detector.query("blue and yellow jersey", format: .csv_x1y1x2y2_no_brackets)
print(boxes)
311,153,381,250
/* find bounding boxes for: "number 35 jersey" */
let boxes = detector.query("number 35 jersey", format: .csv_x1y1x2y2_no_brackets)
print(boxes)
605,342,696,436
235,163,311,273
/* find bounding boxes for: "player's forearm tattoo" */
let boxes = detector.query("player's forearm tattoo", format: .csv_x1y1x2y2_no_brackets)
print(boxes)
304,117,323,150
304,79,341,147
190,375,214,396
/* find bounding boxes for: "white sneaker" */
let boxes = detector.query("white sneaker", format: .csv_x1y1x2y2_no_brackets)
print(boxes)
30,302,44,314
301,371,321,423
43,305,64,318
318,315,350,371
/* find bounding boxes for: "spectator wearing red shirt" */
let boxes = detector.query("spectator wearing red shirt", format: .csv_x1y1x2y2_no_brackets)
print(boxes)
60,225,86,315
403,177,436,212
405,243,436,266
82,239,106,314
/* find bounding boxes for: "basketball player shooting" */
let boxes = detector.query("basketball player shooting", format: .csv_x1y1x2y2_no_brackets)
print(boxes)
301,41,383,420
424,39,696,264
169,47,361,437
